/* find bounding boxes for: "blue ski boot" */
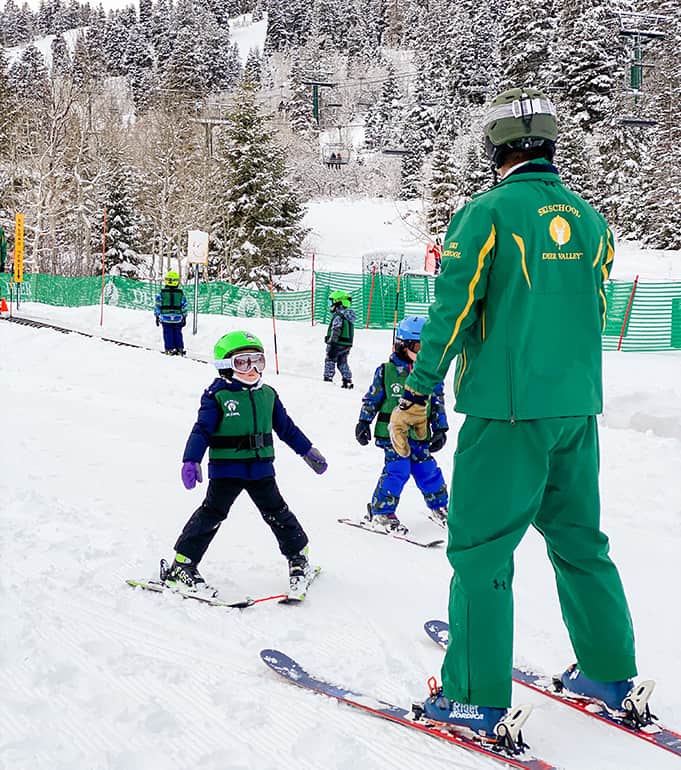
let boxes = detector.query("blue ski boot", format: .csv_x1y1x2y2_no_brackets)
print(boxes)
558,664,633,711
420,688,506,740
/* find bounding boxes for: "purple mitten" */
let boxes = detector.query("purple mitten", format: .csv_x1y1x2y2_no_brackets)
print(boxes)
181,461,203,489
303,447,327,475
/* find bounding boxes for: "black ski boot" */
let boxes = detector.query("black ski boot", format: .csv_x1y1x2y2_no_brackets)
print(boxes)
161,554,215,596
341,379,354,389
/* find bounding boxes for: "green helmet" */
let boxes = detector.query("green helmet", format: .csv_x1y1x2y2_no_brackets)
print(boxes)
164,270,180,287
483,87,558,168
329,289,352,308
213,330,264,364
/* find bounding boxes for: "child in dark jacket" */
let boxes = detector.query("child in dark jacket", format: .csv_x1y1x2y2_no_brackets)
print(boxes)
165,330,328,600
354,316,448,533
324,289,356,389
154,270,188,355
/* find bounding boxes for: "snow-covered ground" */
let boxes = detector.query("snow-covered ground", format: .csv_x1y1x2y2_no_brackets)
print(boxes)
2,202,681,770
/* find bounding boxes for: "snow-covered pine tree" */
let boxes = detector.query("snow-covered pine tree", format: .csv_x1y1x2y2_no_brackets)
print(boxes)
312,0,348,50
99,161,145,278
123,25,154,112
1,0,19,45
554,0,624,208
243,47,262,87
151,0,175,69
498,0,559,91
50,32,71,76
9,44,50,106
364,63,403,150
0,48,17,159
103,9,134,77
287,57,317,135
202,15,237,92
264,0,290,52
215,83,308,286
398,119,423,200
638,0,681,249
427,113,460,235
138,0,153,41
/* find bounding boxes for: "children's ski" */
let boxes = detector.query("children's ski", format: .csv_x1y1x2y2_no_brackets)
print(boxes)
260,649,556,770
337,518,444,548
424,620,681,759
125,578,286,609
280,566,322,604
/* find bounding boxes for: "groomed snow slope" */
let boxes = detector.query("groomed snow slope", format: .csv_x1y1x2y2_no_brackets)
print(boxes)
1,303,680,770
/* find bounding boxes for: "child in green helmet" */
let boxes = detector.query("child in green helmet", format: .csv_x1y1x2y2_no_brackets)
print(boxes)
154,271,188,355
324,289,356,388
164,330,328,600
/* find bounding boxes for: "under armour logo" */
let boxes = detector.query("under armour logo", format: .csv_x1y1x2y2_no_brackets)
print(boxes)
493,579,507,590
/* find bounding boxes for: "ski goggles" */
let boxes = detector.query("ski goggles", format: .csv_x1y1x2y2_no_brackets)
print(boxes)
216,351,266,373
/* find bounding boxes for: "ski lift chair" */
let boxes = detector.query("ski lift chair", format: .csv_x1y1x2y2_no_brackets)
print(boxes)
322,144,350,168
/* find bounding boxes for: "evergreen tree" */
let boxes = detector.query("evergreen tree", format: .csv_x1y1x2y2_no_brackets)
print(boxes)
398,120,423,200
151,0,175,69
243,47,262,88
636,0,681,248
498,0,560,90
123,25,154,111
1,0,24,46
215,84,308,286
9,45,50,105
100,162,145,278
427,115,460,235
0,49,17,159
51,32,71,76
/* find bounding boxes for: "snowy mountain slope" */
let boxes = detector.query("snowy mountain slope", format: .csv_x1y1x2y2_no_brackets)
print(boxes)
1,306,680,770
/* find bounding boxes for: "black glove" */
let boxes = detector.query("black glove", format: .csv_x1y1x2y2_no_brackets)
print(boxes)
181,316,187,327
326,342,339,360
429,429,447,453
355,421,371,446
155,316,160,327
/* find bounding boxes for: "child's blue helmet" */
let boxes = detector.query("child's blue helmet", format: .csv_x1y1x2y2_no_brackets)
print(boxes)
396,316,426,341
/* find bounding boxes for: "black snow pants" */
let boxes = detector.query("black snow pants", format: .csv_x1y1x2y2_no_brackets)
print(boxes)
174,476,308,563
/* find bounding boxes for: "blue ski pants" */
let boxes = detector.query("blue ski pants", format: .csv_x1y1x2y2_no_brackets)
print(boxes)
371,442,448,516
324,345,352,381
162,321,185,353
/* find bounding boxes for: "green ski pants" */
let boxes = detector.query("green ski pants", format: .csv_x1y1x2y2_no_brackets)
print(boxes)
442,415,636,708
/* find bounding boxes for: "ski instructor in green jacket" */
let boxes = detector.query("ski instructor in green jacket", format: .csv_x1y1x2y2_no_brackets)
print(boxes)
389,88,642,742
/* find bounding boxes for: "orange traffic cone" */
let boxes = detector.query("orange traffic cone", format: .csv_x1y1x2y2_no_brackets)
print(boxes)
0,297,9,318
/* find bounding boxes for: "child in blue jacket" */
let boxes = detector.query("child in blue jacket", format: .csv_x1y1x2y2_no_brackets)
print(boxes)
154,270,187,355
354,316,448,533
164,330,327,598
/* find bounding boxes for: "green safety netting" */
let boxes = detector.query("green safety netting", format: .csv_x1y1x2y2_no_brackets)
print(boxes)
1,273,680,351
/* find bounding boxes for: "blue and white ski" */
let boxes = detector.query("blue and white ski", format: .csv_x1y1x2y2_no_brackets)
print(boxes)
424,620,681,760
260,649,558,770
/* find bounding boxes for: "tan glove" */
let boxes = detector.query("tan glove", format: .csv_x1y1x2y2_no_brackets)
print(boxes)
389,387,428,458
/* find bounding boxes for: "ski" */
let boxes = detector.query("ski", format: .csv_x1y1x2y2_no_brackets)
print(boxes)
424,620,681,759
125,578,286,609
337,518,444,548
260,649,557,770
280,566,321,604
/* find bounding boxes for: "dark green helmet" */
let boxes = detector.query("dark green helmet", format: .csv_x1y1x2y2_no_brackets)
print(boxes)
483,87,558,168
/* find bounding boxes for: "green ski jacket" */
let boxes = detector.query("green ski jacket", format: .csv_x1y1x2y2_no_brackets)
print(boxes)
407,161,614,420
